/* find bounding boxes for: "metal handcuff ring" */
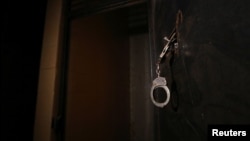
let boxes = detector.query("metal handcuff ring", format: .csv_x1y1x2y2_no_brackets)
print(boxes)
150,31,176,108
150,75,170,108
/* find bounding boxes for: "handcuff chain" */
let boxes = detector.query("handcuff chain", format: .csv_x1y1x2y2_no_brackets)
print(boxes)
156,29,176,77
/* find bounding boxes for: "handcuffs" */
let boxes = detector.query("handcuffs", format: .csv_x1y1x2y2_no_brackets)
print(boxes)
150,29,177,108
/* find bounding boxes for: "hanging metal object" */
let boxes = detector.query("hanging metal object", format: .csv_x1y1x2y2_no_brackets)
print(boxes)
150,28,177,108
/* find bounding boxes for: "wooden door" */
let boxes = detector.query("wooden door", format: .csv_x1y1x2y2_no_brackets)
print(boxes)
65,10,130,141
58,1,159,141
63,2,153,141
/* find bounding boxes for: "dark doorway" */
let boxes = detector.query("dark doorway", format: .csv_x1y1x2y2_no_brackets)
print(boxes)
64,4,153,141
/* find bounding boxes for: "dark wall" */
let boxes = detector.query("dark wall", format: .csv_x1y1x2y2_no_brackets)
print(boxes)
149,0,250,140
1,0,47,140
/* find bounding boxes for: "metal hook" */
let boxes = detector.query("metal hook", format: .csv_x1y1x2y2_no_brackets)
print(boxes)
159,32,176,59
